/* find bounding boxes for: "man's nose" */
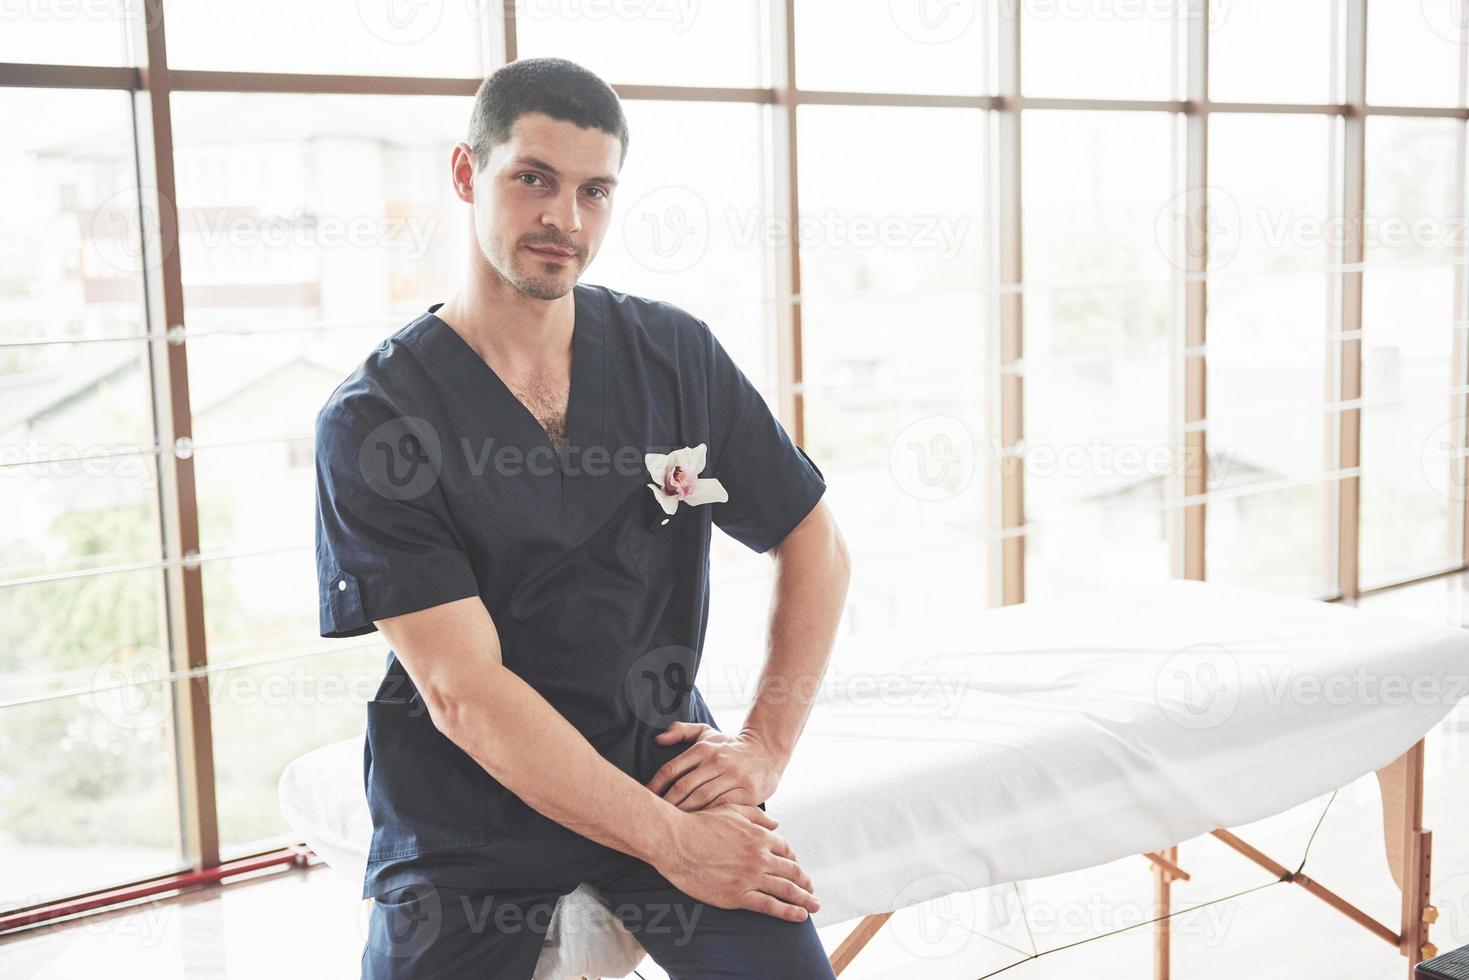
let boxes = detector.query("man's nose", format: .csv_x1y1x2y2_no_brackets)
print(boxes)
541,190,582,235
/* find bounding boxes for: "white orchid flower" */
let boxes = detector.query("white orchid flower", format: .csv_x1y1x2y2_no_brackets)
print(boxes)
645,443,729,516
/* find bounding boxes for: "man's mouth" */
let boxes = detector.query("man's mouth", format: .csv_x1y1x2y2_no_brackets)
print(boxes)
527,245,576,260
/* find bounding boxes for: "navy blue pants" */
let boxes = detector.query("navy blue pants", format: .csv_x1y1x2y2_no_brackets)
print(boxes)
361,859,837,979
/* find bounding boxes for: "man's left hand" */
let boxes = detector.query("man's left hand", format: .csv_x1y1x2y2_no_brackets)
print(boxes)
646,722,784,811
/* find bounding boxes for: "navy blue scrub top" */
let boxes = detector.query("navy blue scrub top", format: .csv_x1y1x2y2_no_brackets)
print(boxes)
313,282,827,899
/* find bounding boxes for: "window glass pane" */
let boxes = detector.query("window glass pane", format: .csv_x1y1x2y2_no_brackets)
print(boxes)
1359,118,1461,586
1207,484,1335,597
1022,110,1176,598
1208,0,1332,104
1367,0,1463,108
0,463,163,587
794,0,986,95
163,0,486,76
1205,114,1335,596
516,0,765,87
0,5,134,66
169,90,472,674
586,101,769,385
1,659,180,909
169,93,471,345
795,104,994,641
0,89,147,344
1022,0,1179,100
211,645,383,854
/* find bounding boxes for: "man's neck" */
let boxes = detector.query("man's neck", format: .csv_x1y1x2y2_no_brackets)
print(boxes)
437,272,575,377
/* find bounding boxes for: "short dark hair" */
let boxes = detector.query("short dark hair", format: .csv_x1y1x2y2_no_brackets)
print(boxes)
466,57,629,173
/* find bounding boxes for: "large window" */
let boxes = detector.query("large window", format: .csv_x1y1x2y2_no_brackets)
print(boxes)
2,0,1466,924
1205,113,1336,597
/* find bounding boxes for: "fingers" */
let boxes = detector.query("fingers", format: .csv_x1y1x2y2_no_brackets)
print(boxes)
741,889,816,923
740,874,821,922
760,872,820,915
731,804,778,830
763,854,815,896
655,721,708,743
646,748,702,796
665,767,724,809
678,774,743,812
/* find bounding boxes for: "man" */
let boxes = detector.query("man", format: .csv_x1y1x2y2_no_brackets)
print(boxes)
315,57,850,978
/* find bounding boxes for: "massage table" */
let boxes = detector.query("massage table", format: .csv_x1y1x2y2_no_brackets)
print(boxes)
279,579,1469,978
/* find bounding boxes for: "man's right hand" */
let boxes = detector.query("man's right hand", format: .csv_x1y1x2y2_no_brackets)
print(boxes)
657,803,821,922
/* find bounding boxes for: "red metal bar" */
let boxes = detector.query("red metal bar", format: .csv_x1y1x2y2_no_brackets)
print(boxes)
0,845,313,935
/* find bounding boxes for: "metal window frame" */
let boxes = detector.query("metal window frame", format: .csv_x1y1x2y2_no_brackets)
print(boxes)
2,0,1468,931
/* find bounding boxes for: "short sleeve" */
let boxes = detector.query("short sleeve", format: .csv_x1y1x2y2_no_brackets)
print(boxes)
698,319,828,554
314,403,481,638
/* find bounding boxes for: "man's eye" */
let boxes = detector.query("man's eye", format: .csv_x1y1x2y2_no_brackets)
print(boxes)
586,187,608,200
518,173,543,186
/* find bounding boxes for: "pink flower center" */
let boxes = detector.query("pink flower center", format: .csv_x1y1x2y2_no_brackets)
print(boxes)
663,464,697,498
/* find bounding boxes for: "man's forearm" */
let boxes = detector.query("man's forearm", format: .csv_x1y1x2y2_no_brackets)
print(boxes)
740,506,851,770
426,664,686,865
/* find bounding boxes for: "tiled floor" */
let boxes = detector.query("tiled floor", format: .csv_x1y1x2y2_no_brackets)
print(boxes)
4,573,1467,979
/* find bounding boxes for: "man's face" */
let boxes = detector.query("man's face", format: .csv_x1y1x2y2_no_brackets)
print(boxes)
468,111,621,301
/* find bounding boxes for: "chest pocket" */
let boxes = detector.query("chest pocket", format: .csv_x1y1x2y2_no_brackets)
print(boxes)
620,490,683,576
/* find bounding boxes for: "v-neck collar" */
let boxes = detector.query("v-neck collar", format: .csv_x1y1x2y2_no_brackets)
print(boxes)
419,282,607,499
